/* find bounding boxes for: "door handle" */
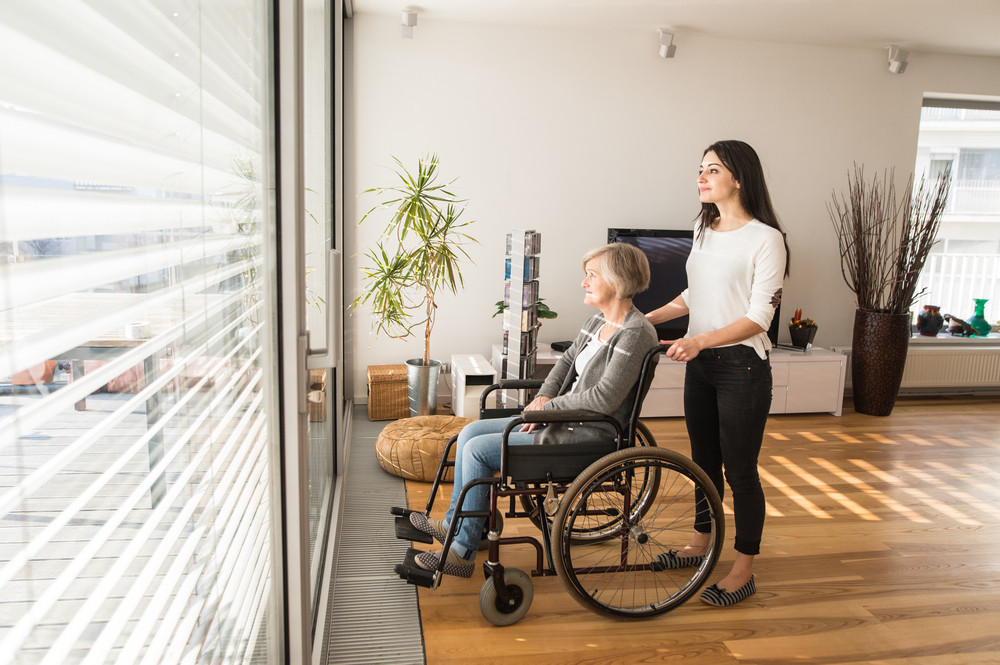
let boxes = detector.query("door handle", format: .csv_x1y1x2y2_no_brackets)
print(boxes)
307,248,341,369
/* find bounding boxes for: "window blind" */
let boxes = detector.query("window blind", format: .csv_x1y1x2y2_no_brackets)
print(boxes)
0,2,280,662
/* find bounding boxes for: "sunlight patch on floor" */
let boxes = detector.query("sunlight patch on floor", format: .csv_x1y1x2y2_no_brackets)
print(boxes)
810,456,932,523
770,455,880,521
758,466,831,519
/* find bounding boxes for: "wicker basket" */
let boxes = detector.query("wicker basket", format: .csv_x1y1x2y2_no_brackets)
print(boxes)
367,364,409,420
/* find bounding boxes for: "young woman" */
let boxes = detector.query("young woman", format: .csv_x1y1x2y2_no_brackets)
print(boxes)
646,140,789,606
410,242,660,578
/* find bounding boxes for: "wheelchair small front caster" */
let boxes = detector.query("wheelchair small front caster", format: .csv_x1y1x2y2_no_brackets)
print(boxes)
478,568,533,626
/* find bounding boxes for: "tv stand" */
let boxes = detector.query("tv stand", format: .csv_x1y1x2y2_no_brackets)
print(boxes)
641,346,847,417
530,344,847,418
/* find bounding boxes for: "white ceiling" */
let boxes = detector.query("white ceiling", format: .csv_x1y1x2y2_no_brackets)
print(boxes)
350,0,1000,59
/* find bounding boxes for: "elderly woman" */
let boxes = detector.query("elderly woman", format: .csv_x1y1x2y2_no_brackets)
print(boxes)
410,242,660,577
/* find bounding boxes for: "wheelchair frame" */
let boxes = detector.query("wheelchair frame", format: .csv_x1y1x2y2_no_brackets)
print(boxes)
391,345,725,625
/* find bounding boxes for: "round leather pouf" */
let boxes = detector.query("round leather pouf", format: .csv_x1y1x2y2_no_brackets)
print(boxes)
375,415,473,481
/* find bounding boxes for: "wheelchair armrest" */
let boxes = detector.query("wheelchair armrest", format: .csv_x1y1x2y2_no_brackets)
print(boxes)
519,409,609,424
494,379,544,390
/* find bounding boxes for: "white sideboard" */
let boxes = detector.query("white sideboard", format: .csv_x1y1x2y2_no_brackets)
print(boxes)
528,343,847,418
641,346,847,418
529,344,847,418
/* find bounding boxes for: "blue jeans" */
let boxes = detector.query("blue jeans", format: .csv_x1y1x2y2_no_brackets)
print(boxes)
445,417,536,559
684,345,771,556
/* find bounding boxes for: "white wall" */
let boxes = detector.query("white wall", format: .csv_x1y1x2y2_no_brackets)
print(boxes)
346,13,1000,403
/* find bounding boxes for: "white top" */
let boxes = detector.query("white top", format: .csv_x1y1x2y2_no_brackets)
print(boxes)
680,220,786,359
570,336,604,392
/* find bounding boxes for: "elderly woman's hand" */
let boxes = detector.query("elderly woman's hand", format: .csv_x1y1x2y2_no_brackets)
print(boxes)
519,395,552,432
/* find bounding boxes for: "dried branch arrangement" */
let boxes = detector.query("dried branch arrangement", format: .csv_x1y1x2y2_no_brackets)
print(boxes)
828,166,950,315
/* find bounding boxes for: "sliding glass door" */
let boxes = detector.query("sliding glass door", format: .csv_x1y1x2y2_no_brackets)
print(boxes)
0,1,284,661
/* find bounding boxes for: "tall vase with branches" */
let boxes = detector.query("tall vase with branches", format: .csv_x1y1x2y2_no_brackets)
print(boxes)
829,166,950,415
352,154,476,414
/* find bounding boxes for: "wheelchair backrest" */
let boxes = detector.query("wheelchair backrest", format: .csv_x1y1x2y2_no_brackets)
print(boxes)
623,345,667,447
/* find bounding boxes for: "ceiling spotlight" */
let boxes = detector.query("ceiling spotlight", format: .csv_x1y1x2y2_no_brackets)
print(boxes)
658,29,676,58
887,45,908,74
401,9,417,39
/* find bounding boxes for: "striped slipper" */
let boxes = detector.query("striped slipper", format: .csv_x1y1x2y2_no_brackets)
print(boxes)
409,512,448,542
651,549,705,570
700,576,756,606
414,549,476,578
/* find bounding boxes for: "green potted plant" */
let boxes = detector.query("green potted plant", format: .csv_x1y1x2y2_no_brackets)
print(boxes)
352,154,476,416
491,298,558,322
829,166,949,416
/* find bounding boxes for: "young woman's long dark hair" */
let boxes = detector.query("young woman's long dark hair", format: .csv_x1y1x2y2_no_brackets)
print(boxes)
696,140,790,276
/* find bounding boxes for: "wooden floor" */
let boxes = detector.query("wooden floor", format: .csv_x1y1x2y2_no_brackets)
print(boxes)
405,395,1000,665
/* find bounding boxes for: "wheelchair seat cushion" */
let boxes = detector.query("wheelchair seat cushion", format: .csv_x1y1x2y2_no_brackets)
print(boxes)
375,415,473,482
506,440,618,483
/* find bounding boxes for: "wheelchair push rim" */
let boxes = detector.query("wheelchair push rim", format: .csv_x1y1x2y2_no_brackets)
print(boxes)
551,446,724,618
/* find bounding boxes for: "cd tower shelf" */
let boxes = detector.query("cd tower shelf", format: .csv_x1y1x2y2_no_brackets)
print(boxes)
500,230,541,386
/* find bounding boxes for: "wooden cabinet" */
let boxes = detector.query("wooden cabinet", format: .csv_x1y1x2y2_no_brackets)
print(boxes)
640,347,847,417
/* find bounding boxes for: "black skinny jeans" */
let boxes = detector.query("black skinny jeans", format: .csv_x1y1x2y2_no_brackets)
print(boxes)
684,345,771,556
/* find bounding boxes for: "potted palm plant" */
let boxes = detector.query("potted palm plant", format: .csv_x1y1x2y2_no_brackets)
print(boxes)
352,154,476,416
829,166,949,416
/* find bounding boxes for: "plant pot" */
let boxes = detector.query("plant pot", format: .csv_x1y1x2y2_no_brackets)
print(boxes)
789,325,817,350
406,358,442,417
850,309,910,417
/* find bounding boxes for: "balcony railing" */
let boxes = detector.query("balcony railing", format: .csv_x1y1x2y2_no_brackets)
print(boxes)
914,253,999,326
921,107,1000,122
947,179,1000,215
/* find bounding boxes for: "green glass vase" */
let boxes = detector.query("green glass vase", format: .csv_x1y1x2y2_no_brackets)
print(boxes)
968,298,991,337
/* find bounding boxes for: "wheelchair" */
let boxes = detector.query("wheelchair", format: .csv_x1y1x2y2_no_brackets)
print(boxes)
390,345,724,625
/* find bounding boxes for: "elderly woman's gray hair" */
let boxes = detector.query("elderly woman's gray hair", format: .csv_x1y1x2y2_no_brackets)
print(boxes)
581,243,650,300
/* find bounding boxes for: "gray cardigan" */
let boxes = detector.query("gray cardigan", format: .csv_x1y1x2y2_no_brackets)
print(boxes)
534,307,659,445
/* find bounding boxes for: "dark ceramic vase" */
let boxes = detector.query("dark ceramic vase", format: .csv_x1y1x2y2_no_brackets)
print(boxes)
916,305,943,336
851,309,910,417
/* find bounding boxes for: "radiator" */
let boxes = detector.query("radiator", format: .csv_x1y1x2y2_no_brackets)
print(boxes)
831,344,1000,394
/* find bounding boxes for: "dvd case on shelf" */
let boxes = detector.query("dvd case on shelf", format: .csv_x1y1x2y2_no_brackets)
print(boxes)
503,327,537,355
504,256,540,281
504,280,539,307
505,230,541,256
503,306,538,332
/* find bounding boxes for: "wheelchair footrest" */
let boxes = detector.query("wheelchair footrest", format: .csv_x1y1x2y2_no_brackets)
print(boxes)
394,547,435,588
394,515,433,544
389,506,411,516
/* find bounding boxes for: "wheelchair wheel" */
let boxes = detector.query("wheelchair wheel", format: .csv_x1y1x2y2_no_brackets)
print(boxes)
518,421,658,543
479,568,533,626
551,447,723,619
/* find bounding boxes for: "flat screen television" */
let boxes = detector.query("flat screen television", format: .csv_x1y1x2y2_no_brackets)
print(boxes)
608,228,781,345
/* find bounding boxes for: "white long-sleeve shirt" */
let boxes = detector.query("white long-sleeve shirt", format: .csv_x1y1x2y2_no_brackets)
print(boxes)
680,220,786,359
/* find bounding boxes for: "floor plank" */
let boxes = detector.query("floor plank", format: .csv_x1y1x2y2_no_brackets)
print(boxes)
407,395,1000,664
